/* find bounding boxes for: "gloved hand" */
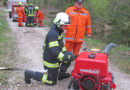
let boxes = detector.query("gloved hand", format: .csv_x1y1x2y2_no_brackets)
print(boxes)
62,54,70,62
65,51,74,57
63,51,78,62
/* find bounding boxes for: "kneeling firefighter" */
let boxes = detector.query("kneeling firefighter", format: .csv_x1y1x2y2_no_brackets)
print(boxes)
24,12,74,85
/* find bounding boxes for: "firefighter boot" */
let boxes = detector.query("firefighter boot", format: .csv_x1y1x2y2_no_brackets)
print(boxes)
58,72,70,80
24,70,35,84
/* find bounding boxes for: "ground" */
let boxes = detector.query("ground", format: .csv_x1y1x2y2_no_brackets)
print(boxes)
1,9,130,90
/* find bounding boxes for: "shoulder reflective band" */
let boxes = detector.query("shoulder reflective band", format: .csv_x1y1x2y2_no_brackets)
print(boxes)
58,35,63,40
42,74,53,84
80,13,87,16
57,52,64,61
62,47,67,52
86,25,91,28
48,41,59,48
43,60,59,68
69,12,77,14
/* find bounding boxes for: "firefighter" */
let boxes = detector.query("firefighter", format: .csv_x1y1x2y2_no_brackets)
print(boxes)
24,3,28,26
16,2,24,27
35,6,44,27
26,3,35,27
65,0,92,55
24,12,74,85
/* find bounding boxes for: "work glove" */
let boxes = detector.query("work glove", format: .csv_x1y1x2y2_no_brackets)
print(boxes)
65,51,74,57
62,51,73,61
63,51,78,62
62,54,70,62
70,55,78,61
65,51,79,61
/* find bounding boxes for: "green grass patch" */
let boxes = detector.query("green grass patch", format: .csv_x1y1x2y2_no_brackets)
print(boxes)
84,37,130,74
0,9,16,85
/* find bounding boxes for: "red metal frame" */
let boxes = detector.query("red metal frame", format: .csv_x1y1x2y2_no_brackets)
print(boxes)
71,51,116,90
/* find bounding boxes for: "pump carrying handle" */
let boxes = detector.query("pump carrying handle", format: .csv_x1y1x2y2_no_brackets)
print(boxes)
102,43,117,54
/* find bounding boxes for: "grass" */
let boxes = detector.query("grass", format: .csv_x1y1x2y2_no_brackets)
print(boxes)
0,10,16,85
84,37,130,74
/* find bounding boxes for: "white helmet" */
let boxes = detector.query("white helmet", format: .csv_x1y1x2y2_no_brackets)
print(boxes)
53,12,70,27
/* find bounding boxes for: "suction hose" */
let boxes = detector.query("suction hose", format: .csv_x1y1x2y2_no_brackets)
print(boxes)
102,43,117,54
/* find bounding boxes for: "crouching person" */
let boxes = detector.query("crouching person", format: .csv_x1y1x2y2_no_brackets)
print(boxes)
24,12,74,85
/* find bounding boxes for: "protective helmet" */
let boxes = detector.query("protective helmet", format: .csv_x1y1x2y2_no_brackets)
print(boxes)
18,2,22,6
35,6,39,10
74,0,83,3
53,12,70,27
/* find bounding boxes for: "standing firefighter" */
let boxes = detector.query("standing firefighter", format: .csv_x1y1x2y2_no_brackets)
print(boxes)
65,0,92,55
27,4,35,27
24,3,29,26
35,6,44,27
16,2,24,27
25,12,74,85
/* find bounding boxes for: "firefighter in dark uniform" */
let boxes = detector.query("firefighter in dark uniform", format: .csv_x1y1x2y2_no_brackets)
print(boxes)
24,12,74,85
24,3,28,26
26,4,35,27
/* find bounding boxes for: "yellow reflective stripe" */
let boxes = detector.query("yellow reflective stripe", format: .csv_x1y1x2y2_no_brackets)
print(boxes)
45,80,53,84
62,47,67,52
57,52,64,61
42,74,53,84
48,41,59,48
58,35,63,40
42,74,47,82
43,60,59,68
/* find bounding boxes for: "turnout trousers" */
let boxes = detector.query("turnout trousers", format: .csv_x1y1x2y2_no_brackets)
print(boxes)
33,61,71,85
27,16,34,27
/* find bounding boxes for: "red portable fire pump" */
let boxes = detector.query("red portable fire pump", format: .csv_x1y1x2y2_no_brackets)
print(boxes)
68,43,117,90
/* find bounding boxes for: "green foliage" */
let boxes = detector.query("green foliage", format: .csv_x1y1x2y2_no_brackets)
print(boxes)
85,0,130,46
89,0,109,22
85,38,130,74
103,0,130,46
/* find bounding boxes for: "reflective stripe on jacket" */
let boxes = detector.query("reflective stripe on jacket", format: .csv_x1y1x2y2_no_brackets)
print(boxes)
24,7,28,15
65,5,92,42
28,6,35,16
43,24,67,69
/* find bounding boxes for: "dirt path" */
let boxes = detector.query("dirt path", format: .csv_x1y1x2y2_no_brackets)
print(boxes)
3,13,130,90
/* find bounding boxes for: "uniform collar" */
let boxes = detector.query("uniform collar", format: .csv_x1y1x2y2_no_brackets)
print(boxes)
73,5,84,12
51,23,63,34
